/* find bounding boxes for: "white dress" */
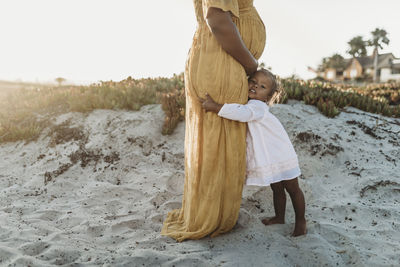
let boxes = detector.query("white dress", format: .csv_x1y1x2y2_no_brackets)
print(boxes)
218,99,301,186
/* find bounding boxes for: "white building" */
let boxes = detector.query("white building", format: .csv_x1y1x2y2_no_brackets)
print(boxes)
343,53,400,82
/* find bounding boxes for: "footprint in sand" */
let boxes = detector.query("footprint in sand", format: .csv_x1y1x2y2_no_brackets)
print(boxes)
0,174,13,188
162,201,182,210
166,172,184,195
35,210,64,222
242,188,270,214
312,223,363,265
149,214,167,232
150,214,164,224
9,257,40,267
104,211,138,221
0,226,12,240
86,224,107,238
0,246,16,265
150,191,175,208
169,257,208,267
236,208,251,229
111,218,145,233
124,251,172,266
127,136,153,156
40,247,81,266
19,241,50,256
55,216,85,229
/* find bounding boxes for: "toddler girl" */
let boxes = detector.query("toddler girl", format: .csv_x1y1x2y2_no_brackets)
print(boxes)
199,69,307,236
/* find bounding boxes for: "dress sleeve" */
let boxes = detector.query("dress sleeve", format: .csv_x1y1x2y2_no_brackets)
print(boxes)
217,100,266,122
202,0,240,19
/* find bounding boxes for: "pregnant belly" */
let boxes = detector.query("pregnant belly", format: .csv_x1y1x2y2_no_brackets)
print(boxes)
185,11,266,103
236,8,266,59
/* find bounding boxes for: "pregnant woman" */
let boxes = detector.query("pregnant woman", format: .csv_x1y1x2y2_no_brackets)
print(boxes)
162,0,266,242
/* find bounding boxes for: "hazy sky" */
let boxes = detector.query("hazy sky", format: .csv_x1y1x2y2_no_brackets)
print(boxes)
1,0,399,84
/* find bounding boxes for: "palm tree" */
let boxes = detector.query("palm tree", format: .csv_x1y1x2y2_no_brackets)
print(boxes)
347,36,367,58
55,77,66,86
368,28,390,82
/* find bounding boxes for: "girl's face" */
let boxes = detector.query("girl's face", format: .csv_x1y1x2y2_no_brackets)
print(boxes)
248,71,273,102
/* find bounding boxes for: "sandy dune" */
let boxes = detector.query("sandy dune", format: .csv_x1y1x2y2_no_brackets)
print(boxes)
0,101,399,266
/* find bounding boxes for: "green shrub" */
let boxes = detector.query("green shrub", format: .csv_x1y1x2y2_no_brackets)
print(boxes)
0,73,398,143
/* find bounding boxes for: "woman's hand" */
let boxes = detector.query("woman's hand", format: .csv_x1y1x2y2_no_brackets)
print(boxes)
199,93,223,113
244,58,258,76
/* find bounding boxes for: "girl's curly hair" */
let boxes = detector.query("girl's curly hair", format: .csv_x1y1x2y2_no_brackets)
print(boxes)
258,68,285,106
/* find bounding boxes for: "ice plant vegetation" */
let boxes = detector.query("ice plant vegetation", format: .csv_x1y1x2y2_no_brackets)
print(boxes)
0,74,398,143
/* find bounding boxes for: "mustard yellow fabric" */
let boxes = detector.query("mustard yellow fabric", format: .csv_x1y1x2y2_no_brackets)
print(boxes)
161,0,266,242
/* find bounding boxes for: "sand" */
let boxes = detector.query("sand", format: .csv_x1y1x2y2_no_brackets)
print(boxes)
0,100,399,266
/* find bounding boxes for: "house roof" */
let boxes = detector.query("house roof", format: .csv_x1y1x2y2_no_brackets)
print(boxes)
349,53,396,69
377,53,395,68
351,56,373,69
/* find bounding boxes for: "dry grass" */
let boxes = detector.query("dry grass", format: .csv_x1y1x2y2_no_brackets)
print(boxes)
1,74,398,144
0,74,184,143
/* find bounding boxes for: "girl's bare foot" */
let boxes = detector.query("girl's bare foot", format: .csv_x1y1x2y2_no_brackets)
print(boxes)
261,216,285,225
291,218,307,236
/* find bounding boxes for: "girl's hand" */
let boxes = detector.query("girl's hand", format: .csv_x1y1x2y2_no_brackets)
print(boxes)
198,93,223,113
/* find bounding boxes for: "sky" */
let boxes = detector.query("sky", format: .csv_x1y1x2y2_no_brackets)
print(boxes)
1,0,399,84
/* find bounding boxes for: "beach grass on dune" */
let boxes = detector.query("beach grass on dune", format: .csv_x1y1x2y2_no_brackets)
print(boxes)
0,74,184,143
0,74,399,144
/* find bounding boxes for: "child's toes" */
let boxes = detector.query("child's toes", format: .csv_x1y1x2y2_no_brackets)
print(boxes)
261,217,285,225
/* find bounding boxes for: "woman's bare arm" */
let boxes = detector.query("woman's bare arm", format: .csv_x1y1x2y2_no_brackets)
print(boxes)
206,7,258,75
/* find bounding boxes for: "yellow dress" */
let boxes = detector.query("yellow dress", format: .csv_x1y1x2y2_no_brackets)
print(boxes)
161,0,266,242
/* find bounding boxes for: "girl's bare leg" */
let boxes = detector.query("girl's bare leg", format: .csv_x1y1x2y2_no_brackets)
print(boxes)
283,178,307,236
262,181,286,225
